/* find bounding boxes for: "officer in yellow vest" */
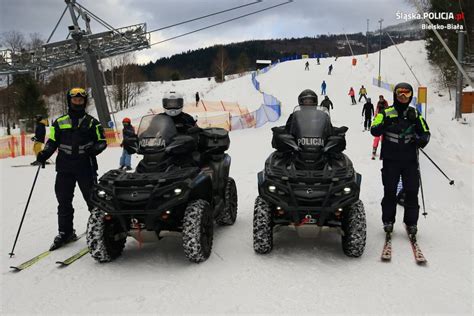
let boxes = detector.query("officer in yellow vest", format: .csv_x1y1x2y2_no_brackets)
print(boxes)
36,87,107,250
371,82,430,240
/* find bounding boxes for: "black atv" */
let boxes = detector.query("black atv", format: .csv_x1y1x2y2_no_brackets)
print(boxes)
86,114,237,263
253,106,366,257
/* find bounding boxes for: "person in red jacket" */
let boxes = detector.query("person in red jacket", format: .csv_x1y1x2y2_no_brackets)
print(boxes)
372,95,389,159
348,87,356,105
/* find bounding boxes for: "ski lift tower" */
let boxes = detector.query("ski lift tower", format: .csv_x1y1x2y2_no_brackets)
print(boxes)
0,0,150,127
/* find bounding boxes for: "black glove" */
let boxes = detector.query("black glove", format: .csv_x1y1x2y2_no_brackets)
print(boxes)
36,151,48,164
406,107,418,123
31,136,38,142
84,142,107,156
414,135,429,148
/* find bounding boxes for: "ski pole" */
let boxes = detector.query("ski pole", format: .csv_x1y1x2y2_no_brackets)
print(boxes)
417,149,427,217
419,148,454,185
8,164,42,257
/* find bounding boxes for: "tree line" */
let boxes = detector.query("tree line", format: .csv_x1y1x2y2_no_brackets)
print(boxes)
0,25,424,133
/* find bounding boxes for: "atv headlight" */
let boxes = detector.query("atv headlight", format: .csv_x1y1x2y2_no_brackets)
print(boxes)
268,185,276,193
174,188,182,195
97,190,107,199
343,187,351,194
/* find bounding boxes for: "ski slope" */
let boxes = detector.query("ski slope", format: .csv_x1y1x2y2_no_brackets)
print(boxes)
1,40,472,315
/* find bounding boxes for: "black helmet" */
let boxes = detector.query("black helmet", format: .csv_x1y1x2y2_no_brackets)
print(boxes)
393,82,413,112
34,114,43,122
298,89,318,106
66,87,88,111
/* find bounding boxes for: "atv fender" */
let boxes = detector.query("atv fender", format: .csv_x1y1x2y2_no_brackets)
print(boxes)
189,172,213,203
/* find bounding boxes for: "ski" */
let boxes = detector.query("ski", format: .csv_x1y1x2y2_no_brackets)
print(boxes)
381,233,392,261
9,250,51,271
9,232,86,272
56,247,89,267
407,234,427,265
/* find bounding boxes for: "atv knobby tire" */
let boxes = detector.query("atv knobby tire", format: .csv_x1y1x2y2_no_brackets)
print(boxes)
341,199,366,257
87,208,127,263
182,199,213,263
253,196,273,254
216,177,238,225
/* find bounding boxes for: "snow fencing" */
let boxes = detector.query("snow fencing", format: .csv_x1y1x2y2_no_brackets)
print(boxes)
0,129,124,159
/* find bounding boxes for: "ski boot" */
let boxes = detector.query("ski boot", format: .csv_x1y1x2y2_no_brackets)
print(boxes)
50,230,77,251
406,225,417,242
371,148,377,160
383,222,393,234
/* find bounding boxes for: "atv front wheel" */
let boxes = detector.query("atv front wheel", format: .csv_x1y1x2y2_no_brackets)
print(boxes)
87,208,127,263
253,196,273,254
216,177,238,225
182,199,213,263
341,199,366,257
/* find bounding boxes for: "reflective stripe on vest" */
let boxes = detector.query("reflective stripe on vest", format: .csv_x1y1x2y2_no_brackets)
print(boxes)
384,131,414,144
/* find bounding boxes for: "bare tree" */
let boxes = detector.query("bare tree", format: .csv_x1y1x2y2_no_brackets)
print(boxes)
27,33,44,50
0,30,26,51
106,53,146,111
212,46,230,82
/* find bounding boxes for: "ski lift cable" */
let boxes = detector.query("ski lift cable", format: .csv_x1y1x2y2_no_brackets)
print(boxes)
46,6,68,44
149,0,293,47
385,32,422,86
147,0,263,34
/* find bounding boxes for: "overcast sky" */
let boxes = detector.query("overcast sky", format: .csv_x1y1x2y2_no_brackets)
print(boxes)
0,0,415,64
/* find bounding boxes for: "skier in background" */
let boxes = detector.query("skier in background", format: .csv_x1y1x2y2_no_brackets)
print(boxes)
321,80,327,95
320,96,333,112
119,117,135,171
328,64,333,75
348,87,356,105
195,91,200,107
361,98,374,131
30,114,48,166
358,85,368,102
305,61,310,71
372,95,389,159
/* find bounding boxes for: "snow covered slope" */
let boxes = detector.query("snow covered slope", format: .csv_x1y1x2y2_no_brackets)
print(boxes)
1,40,472,315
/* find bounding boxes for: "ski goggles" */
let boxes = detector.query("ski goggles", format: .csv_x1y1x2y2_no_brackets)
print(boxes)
68,88,87,98
395,87,412,98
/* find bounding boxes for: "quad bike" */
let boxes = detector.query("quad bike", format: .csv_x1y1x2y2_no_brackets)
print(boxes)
253,106,366,257
87,114,237,263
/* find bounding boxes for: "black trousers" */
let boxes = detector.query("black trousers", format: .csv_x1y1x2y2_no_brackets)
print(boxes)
364,117,372,130
55,171,96,234
359,94,368,102
381,159,420,226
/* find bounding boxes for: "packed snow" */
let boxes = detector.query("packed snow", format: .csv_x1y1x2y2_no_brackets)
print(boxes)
1,40,472,315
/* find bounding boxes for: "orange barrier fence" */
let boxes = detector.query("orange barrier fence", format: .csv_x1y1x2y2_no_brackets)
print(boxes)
0,129,123,159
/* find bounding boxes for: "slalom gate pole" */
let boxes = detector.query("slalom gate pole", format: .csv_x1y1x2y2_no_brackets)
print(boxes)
419,148,455,185
8,164,42,257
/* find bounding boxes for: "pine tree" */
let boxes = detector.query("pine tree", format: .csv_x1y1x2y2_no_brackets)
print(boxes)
424,0,473,86
13,74,47,122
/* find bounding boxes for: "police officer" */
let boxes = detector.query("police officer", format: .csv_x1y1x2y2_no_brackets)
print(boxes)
36,88,107,250
370,82,430,239
160,91,197,133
